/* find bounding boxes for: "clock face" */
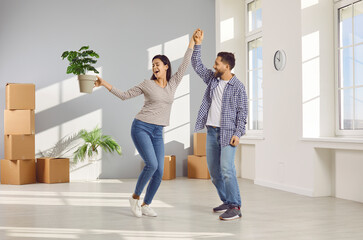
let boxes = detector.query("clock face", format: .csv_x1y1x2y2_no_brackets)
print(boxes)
274,50,286,71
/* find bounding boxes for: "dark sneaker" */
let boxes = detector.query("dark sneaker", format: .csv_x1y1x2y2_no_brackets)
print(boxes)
213,203,229,213
219,207,242,221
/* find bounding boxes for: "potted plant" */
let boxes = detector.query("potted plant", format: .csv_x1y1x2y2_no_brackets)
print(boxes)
73,126,122,163
61,45,100,93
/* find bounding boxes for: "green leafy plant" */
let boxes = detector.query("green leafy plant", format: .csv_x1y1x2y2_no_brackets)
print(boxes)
73,126,122,163
61,45,100,75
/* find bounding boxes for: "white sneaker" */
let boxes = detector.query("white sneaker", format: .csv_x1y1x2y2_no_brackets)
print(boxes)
129,197,142,217
141,205,157,217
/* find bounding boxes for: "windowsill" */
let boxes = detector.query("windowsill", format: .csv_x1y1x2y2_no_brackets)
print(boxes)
301,137,363,144
239,135,265,144
301,137,363,150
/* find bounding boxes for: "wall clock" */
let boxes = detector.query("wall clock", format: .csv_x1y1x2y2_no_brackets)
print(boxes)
273,50,286,71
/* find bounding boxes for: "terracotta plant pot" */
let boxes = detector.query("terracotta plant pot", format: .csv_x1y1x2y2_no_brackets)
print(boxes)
78,75,97,93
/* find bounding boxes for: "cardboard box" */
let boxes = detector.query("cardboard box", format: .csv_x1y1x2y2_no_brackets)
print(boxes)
36,158,69,184
162,155,176,180
193,133,207,156
1,159,36,185
4,110,35,134
4,135,35,160
6,83,35,110
187,155,210,179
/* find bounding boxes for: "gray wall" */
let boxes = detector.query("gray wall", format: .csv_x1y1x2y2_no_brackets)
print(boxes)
0,0,215,178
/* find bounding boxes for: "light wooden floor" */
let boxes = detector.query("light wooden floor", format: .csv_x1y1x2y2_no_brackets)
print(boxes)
0,178,362,240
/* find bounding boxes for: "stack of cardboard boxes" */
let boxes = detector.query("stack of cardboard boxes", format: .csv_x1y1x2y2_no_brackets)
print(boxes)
188,133,210,179
1,83,36,185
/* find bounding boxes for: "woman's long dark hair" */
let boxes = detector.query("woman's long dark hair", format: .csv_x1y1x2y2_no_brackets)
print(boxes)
150,55,172,81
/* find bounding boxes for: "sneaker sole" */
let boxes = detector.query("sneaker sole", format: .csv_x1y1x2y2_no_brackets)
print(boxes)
213,209,228,213
219,214,242,221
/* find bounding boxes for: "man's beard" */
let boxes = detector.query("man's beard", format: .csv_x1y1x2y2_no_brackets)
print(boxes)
214,71,222,78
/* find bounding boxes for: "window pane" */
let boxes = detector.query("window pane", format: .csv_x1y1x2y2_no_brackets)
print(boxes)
248,41,255,71
248,0,262,32
256,38,263,69
249,100,259,130
248,38,262,70
256,0,262,29
248,2,255,32
339,5,353,47
257,99,263,130
339,88,354,130
355,44,363,86
339,47,354,88
354,1,363,44
355,87,363,129
257,69,263,98
248,71,255,98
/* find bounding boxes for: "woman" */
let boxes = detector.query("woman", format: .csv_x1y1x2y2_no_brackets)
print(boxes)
94,33,195,218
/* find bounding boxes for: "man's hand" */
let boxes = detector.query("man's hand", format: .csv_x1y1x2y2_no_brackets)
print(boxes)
193,28,204,45
230,136,239,147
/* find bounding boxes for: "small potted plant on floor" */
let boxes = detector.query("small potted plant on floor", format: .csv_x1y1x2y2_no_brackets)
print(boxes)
61,46,100,93
73,126,122,163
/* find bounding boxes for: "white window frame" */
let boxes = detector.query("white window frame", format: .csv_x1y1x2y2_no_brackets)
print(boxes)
334,0,363,136
245,0,263,135
245,0,262,36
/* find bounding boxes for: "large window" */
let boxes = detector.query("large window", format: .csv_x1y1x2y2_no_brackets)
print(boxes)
247,38,263,130
246,0,262,132
337,0,363,134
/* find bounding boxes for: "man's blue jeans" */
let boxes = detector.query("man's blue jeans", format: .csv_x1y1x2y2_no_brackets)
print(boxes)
206,126,241,207
131,119,164,205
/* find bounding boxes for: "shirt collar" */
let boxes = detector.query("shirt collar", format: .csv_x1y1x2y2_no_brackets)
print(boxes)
226,75,237,85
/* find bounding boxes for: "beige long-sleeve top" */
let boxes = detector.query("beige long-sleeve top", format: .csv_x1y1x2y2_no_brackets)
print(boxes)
110,48,193,126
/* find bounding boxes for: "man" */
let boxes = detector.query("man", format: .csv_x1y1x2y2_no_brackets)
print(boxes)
192,29,248,221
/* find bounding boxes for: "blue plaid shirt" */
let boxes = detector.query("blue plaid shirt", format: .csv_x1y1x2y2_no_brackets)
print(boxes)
192,45,248,147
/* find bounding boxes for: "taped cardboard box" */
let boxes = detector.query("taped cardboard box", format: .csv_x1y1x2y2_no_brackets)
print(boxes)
4,110,35,135
193,133,206,156
187,155,210,179
162,155,176,180
4,135,35,160
0,159,36,185
6,83,35,110
36,158,69,184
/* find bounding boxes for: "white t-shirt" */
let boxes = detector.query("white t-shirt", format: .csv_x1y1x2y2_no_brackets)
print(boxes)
206,80,228,127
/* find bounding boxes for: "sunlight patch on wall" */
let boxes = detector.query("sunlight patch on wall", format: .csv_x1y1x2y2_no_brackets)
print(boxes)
61,109,102,137
220,18,234,43
36,67,103,113
302,31,320,61
302,31,320,137
302,58,320,102
301,0,319,10
164,34,189,62
164,124,190,150
147,45,162,70
303,98,320,137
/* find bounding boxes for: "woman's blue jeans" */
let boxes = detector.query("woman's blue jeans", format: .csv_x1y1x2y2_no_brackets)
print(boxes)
206,126,241,207
131,119,164,205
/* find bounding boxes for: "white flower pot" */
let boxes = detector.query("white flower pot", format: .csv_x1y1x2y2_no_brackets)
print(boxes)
78,74,97,93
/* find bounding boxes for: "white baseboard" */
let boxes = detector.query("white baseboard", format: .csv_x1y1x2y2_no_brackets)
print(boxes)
254,179,314,197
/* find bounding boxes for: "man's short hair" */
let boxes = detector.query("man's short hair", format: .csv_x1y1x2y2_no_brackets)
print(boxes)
217,52,235,70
